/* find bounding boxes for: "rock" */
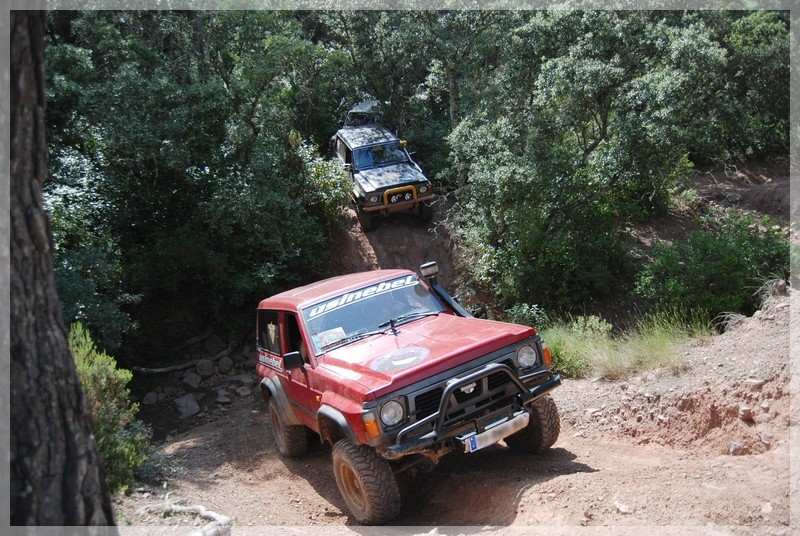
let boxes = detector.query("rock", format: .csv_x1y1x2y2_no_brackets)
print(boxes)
216,390,232,404
760,399,772,412
142,391,159,405
231,373,255,386
771,280,787,295
584,408,601,421
236,386,253,398
729,443,747,456
744,378,765,391
614,501,632,514
196,358,216,378
163,386,179,397
738,406,753,422
183,371,202,390
175,394,200,419
218,356,235,375
760,502,773,515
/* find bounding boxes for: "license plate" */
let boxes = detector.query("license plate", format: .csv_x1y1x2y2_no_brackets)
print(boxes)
462,411,530,453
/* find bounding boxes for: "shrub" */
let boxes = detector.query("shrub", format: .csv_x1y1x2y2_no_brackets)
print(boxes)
540,315,610,378
634,212,788,317
70,322,151,494
505,303,550,329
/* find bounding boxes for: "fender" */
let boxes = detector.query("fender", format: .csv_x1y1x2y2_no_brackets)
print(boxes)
317,404,359,446
259,376,303,426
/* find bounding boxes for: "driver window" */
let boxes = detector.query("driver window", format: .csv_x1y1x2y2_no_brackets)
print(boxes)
257,310,281,355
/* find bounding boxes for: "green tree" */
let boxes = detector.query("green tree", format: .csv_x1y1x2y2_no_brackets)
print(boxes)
722,11,790,157
448,11,729,310
45,11,352,361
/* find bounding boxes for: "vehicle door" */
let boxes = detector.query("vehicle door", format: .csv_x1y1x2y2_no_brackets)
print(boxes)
280,312,323,428
336,137,356,178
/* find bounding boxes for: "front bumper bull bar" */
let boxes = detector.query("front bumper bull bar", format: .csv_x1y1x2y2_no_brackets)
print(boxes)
382,363,561,461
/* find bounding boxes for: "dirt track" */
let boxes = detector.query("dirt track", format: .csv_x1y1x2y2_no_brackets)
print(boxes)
116,168,796,533
116,234,796,534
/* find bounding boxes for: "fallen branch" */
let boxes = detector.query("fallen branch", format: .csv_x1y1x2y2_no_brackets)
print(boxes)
132,337,239,375
172,324,217,352
135,493,232,536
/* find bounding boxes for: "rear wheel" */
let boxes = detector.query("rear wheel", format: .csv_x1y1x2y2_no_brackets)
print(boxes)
505,394,560,454
268,399,308,457
332,439,401,525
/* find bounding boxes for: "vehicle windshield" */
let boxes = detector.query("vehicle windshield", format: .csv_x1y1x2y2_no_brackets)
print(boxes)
300,275,447,355
353,142,409,170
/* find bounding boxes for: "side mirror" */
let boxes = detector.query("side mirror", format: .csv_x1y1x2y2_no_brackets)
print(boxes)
283,351,305,372
420,261,439,278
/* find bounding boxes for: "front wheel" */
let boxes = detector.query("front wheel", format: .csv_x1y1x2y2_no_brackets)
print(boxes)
356,205,374,232
505,394,561,454
416,202,433,223
332,439,401,525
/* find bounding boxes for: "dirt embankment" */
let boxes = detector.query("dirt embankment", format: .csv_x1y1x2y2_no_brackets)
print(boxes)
117,166,796,533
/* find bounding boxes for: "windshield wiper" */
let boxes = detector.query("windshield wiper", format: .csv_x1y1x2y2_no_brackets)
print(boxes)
378,311,440,330
320,327,390,352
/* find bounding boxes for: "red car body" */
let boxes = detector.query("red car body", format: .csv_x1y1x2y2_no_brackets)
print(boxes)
256,264,560,456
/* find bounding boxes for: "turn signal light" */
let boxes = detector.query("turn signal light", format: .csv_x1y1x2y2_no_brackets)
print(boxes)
363,413,380,439
542,343,552,367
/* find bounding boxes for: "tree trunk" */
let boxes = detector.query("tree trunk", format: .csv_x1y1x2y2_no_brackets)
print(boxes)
10,11,117,527
446,65,461,130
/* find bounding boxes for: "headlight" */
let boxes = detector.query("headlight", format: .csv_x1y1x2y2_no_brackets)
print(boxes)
380,399,405,427
517,345,538,368
369,195,379,204
418,185,428,195
404,192,413,201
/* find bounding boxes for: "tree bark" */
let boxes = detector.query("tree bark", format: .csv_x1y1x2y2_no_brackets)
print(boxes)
446,65,461,130
10,11,117,527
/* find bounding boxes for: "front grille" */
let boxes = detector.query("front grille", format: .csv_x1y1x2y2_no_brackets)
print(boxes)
412,386,443,419
408,358,519,435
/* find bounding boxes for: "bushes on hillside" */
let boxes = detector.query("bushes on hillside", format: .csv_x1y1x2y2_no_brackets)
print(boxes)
634,213,788,317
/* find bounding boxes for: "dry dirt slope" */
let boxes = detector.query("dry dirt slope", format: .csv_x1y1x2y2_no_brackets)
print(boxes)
115,279,796,535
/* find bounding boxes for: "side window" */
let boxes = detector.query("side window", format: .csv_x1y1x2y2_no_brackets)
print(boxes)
286,314,309,364
257,310,281,355
336,138,348,163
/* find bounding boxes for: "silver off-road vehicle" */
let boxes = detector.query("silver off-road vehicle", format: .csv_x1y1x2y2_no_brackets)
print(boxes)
330,103,434,231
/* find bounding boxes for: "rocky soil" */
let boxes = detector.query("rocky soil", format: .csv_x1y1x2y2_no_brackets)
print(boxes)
115,164,796,535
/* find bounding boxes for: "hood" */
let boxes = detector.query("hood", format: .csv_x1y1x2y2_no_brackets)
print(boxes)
354,163,428,193
319,314,533,399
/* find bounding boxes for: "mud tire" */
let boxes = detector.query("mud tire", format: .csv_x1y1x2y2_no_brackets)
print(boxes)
268,399,308,458
505,394,561,454
332,439,401,525
417,202,434,223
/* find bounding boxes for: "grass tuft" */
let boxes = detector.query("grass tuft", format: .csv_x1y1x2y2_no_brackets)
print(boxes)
541,309,711,379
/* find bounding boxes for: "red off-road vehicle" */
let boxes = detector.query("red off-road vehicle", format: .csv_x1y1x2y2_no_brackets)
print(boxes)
255,262,561,524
